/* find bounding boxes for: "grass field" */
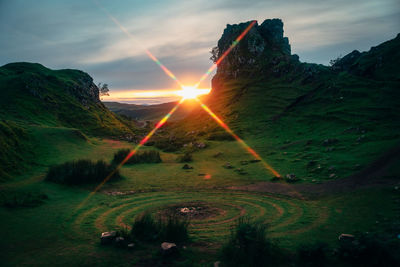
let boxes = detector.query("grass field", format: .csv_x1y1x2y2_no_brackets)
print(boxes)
1,126,399,266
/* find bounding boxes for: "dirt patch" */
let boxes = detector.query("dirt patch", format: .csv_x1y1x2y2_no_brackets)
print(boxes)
158,201,221,220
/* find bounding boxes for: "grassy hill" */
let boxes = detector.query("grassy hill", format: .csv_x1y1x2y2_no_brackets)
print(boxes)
104,100,197,121
164,21,400,183
0,62,137,180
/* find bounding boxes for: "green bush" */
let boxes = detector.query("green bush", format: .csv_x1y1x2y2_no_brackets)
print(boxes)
177,152,193,163
336,233,400,266
297,242,328,267
130,213,189,244
0,190,48,208
112,149,162,165
45,159,120,185
220,217,281,267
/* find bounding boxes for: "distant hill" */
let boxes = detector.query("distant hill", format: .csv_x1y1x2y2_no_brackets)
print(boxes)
104,100,198,121
0,62,136,180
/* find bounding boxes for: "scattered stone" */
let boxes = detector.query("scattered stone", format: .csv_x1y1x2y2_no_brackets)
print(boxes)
161,242,178,255
182,164,193,170
223,162,234,169
213,152,223,158
240,160,249,165
307,160,317,167
329,173,336,179
234,168,247,175
114,236,126,248
338,234,355,241
322,138,339,146
195,142,206,149
127,243,135,249
214,261,221,267
285,174,299,182
100,231,117,245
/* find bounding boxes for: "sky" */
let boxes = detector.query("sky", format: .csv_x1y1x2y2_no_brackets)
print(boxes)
1,0,399,104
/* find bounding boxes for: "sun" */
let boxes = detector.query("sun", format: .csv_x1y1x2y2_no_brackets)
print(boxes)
176,86,211,100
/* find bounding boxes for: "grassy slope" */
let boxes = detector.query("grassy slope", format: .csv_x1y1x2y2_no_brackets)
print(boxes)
171,34,400,183
0,62,138,179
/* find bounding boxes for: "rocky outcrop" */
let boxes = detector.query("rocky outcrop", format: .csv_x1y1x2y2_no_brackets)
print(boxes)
212,19,295,79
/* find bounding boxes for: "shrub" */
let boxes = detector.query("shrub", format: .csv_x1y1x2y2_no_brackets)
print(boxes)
45,159,120,185
207,131,235,141
0,190,48,208
130,212,190,244
336,233,400,266
112,149,162,165
297,242,328,267
177,152,192,163
161,214,190,244
220,217,281,266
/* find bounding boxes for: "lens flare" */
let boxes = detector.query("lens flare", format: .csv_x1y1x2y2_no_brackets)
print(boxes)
77,5,279,214
75,98,185,210
176,86,211,99
195,98,281,178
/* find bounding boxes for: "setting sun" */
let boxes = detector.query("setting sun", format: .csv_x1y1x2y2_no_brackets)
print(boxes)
176,86,211,99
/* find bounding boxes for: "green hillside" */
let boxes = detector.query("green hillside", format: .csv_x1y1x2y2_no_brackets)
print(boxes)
166,21,400,183
0,63,137,180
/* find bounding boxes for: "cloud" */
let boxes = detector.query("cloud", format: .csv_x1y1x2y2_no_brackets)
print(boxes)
1,0,399,104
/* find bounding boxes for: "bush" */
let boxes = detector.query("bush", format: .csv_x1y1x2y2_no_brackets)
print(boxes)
112,149,162,165
336,233,400,266
130,212,190,244
45,159,120,185
297,242,328,267
177,152,193,163
0,190,48,208
207,131,235,141
220,217,281,267
161,214,190,243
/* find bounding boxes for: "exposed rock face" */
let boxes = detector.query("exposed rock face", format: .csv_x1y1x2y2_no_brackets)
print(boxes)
213,19,293,79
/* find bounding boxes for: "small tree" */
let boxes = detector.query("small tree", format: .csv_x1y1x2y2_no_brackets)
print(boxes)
329,55,342,66
98,82,109,97
210,46,219,63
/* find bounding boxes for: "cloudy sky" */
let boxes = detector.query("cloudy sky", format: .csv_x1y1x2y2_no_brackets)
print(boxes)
1,0,399,104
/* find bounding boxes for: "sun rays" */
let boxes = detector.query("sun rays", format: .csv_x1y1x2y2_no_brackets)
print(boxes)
76,4,280,210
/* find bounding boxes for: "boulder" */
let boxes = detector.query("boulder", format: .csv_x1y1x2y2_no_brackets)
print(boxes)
182,164,193,170
161,242,178,255
100,231,117,245
223,162,233,169
338,234,355,241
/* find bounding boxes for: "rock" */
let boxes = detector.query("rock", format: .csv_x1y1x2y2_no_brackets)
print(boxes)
182,164,193,170
161,242,178,255
322,138,339,146
213,152,223,158
100,231,117,245
114,236,126,247
195,142,206,149
127,243,135,249
329,173,336,178
285,174,299,182
338,234,355,241
240,160,249,165
223,162,233,169
214,261,221,267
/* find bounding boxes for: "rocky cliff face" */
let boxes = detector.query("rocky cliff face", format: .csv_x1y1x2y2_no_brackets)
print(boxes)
212,19,295,79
